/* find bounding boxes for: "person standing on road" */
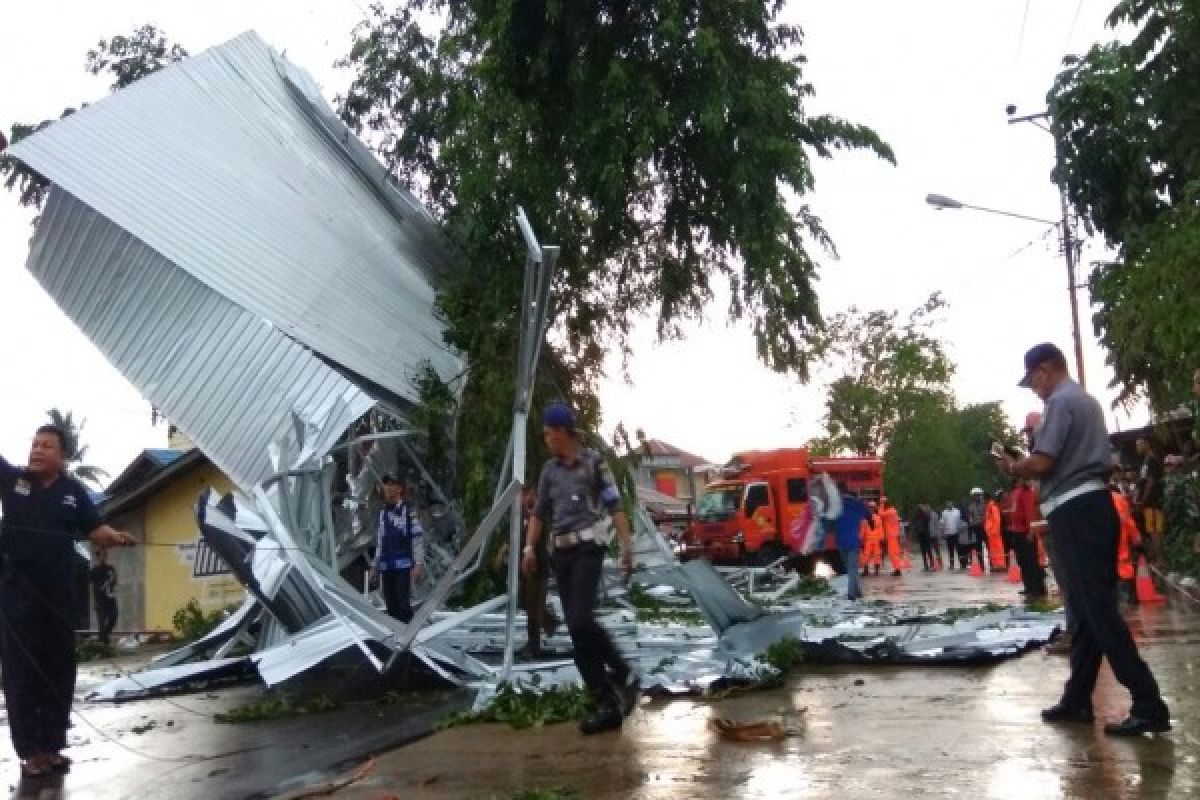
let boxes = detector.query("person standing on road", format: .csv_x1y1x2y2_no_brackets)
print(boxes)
910,504,936,571
1135,438,1165,567
371,474,426,623
859,501,884,577
1001,343,1171,736
966,489,988,569
1007,478,1045,599
0,426,137,779
879,498,906,576
984,491,1005,572
939,501,963,568
89,546,119,646
833,483,871,600
522,402,638,735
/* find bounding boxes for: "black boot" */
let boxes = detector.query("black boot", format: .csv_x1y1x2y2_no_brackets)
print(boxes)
579,702,623,735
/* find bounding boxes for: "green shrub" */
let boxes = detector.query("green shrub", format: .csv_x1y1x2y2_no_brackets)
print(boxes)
171,598,233,642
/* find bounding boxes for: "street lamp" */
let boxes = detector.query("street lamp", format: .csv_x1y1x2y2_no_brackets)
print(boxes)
925,191,1088,390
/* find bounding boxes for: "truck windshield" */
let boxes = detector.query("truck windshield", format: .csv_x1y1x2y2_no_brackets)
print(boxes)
696,486,743,521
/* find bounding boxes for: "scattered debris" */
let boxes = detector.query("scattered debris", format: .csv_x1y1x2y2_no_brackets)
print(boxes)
273,757,376,800
709,717,795,742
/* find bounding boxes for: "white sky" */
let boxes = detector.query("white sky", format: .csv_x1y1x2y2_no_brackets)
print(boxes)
0,0,1140,481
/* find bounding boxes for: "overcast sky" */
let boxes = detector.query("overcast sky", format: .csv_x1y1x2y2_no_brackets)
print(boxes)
0,0,1137,481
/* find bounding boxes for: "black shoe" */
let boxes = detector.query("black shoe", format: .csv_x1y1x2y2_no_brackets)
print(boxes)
579,705,623,735
519,643,544,661
891,569,902,577
1041,703,1094,725
873,566,880,575
614,671,641,717
861,568,869,577
1104,715,1171,737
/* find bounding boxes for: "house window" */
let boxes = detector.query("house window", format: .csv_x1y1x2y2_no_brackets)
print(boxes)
786,478,808,504
193,540,233,578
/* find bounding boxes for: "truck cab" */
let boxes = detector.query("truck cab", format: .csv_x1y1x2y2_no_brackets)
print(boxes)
683,449,883,567
683,449,811,565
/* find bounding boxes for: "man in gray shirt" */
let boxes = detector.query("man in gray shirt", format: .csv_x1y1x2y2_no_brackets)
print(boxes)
1000,343,1170,736
522,402,638,735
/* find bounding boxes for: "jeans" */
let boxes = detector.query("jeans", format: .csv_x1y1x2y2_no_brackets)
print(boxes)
553,542,628,707
1050,491,1167,719
840,547,862,600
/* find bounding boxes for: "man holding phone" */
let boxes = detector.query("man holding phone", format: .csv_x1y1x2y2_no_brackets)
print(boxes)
998,343,1170,736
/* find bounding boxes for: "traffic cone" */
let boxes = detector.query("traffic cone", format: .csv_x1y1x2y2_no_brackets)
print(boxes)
1006,553,1022,584
1134,556,1166,605
968,553,984,577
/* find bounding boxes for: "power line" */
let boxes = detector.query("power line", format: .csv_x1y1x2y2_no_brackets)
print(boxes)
1064,0,1085,52
1015,0,1032,64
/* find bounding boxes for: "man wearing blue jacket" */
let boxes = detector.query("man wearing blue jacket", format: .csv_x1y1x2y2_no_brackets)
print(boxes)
370,474,425,623
834,483,872,601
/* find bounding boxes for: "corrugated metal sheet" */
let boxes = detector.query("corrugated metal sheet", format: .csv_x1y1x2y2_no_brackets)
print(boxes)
27,188,374,488
10,30,461,405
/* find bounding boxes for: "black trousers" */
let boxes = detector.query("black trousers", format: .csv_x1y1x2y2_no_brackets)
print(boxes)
1010,531,1045,596
0,572,76,758
1050,491,1167,719
553,542,628,706
520,546,550,649
967,526,987,567
381,568,413,623
918,535,937,569
94,595,118,645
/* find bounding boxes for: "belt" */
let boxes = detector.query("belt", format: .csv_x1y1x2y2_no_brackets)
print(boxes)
1040,480,1106,517
554,529,599,548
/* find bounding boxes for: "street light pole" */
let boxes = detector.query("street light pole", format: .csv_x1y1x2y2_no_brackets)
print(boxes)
1008,107,1087,390
926,186,1088,390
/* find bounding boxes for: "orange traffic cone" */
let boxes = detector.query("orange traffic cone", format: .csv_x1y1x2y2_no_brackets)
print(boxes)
1134,556,1165,605
1006,553,1022,584
968,553,984,577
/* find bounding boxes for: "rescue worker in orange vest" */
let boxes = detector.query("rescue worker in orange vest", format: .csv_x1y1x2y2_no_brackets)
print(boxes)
860,501,884,576
1111,482,1142,602
879,497,905,576
984,491,1006,571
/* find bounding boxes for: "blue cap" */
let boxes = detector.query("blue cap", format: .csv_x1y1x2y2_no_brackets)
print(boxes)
543,402,576,431
1018,342,1065,387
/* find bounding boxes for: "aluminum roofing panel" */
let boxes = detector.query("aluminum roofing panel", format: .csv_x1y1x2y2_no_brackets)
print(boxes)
27,188,374,488
10,30,461,403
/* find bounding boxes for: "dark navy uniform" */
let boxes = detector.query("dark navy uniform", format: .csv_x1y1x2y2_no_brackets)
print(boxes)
534,448,630,709
0,455,100,759
374,502,424,623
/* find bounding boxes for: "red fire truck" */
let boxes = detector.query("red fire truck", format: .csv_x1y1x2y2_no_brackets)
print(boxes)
682,448,883,566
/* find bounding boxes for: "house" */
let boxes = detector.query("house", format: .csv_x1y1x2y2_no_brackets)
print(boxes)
633,437,721,506
98,448,241,632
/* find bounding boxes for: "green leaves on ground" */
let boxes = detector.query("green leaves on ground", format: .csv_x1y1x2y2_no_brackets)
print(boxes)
1048,0,1200,407
214,692,339,724
627,582,706,626
75,639,116,663
441,683,594,730
759,635,805,674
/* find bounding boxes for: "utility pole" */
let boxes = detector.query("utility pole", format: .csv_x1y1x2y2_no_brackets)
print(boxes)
1008,108,1088,389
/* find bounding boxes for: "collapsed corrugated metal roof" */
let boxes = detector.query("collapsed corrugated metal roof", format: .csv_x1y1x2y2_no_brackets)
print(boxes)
10,30,460,487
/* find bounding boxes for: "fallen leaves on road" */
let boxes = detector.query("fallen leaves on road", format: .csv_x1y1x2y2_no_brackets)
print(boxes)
709,717,801,742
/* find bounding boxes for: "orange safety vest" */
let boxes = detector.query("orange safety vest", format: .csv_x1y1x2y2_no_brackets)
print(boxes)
880,506,901,538
1111,490,1140,581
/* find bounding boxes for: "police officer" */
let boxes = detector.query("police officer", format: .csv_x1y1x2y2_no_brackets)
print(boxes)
522,402,638,735
0,425,135,778
369,474,425,623
1000,343,1171,736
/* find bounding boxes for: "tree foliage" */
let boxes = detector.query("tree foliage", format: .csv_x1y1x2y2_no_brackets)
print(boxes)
802,292,953,455
1048,0,1200,407
338,1,894,519
883,401,1017,514
45,408,109,487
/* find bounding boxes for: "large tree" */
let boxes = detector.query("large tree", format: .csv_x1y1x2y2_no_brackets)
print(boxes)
338,1,894,517
800,292,953,455
883,401,1018,514
1048,0,1200,408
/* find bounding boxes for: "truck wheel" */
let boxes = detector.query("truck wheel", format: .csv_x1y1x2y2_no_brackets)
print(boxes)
753,542,786,567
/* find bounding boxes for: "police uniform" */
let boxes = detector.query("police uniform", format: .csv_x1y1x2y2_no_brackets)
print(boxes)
534,447,630,710
0,455,100,759
375,500,423,623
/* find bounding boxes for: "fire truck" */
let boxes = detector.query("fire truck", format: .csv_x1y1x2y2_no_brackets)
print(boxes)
681,448,883,567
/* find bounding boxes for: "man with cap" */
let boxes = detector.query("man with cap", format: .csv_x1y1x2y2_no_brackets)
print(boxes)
370,474,426,623
999,343,1171,736
522,402,639,735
